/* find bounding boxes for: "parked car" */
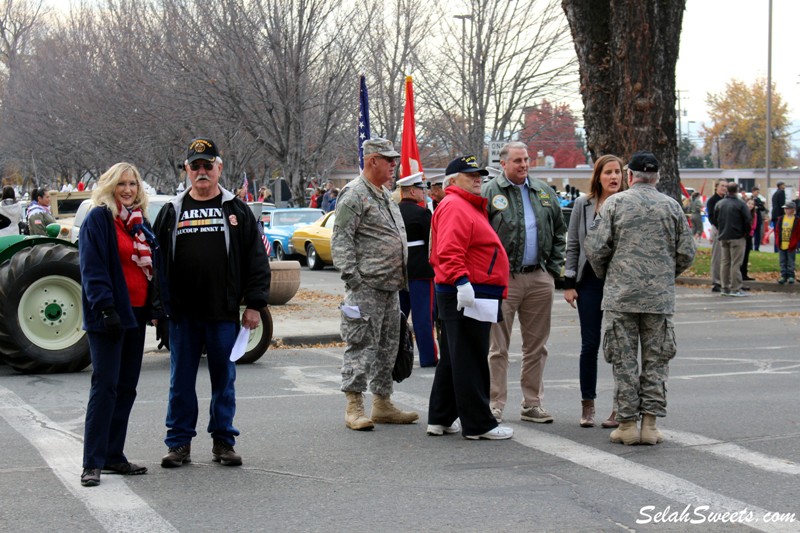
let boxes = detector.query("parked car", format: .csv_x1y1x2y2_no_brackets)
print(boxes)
262,208,324,260
69,195,174,243
291,211,335,270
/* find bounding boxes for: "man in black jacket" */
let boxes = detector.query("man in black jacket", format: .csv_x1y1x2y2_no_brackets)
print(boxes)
750,186,767,251
706,180,727,292
715,182,752,297
154,137,270,468
771,182,787,252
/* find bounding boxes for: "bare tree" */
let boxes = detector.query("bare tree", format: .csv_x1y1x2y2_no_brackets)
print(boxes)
562,0,686,199
418,0,577,163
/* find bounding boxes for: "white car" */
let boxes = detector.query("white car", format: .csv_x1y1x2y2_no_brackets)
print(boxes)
70,195,174,243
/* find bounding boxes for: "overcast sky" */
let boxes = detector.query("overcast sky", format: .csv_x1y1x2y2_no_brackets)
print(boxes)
677,0,799,147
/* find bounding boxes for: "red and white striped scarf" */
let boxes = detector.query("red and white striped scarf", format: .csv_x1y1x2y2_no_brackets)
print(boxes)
116,202,153,280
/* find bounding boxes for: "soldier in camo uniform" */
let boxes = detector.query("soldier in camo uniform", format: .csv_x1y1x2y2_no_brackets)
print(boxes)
331,137,418,431
584,151,696,446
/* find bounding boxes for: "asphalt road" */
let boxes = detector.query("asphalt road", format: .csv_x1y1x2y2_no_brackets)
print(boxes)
1,268,799,533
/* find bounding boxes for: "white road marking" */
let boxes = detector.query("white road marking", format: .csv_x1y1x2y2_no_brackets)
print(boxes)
387,390,800,533
662,429,800,475
0,386,177,533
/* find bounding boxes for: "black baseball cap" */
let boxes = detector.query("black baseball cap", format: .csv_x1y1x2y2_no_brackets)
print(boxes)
627,151,660,172
187,138,220,164
445,155,489,177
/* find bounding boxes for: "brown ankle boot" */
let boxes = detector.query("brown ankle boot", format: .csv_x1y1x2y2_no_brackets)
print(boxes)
601,410,620,428
640,413,663,445
580,400,595,427
371,394,419,424
345,392,374,431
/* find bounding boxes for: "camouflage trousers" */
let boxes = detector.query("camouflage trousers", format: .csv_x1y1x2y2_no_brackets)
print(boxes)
602,311,676,420
340,285,400,396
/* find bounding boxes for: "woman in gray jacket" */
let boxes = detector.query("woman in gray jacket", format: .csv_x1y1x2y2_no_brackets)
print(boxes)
563,155,625,428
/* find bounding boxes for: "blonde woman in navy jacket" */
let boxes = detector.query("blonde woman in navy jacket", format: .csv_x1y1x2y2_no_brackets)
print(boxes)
563,155,625,429
79,163,164,487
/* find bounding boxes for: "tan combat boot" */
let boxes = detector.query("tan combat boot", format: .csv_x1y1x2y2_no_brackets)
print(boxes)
370,394,419,424
580,400,595,427
640,413,664,445
609,419,640,445
345,392,374,431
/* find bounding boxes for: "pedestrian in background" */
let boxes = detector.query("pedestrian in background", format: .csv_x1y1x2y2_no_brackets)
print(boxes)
776,201,800,284
483,141,566,425
0,186,22,236
154,137,270,468
689,191,704,242
715,182,751,297
427,156,513,440
331,137,418,431
79,162,164,486
706,180,727,292
585,151,696,446
741,198,757,281
750,186,767,251
563,154,626,429
26,187,56,236
771,182,787,252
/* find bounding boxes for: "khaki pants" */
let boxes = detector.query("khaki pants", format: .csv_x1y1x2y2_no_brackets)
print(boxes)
488,268,554,410
720,238,745,292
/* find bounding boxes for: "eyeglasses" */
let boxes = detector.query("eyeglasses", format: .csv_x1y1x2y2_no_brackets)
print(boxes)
189,161,215,171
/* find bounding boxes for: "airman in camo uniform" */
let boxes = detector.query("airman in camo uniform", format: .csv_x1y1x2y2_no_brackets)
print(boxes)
331,137,418,431
584,151,696,446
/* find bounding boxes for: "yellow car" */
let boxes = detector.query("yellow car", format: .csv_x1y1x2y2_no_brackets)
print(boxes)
291,211,335,270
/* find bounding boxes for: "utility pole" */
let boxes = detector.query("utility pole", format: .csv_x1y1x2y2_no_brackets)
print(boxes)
766,0,772,190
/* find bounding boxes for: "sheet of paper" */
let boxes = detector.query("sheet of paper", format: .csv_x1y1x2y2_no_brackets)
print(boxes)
463,298,499,323
229,326,251,362
341,305,361,319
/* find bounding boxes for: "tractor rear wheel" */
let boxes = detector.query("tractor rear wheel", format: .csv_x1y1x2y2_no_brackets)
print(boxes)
0,243,90,373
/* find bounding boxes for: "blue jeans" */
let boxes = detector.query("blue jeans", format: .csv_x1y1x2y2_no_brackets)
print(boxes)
779,249,796,280
576,270,604,400
83,309,146,468
165,317,239,448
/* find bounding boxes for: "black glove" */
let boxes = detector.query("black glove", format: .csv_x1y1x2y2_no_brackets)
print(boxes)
101,308,122,337
156,319,170,351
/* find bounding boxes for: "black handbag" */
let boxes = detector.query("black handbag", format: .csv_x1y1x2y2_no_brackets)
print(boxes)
393,311,414,382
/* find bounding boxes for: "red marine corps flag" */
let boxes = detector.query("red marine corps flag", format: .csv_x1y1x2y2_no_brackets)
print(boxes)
400,75,423,180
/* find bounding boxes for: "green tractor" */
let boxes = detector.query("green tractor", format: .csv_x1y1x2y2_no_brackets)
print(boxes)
0,227,89,373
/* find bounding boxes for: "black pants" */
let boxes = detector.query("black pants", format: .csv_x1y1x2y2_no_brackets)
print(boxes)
741,235,753,278
428,292,498,437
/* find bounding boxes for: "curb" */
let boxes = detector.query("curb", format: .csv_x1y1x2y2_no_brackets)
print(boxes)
677,277,800,293
273,333,343,347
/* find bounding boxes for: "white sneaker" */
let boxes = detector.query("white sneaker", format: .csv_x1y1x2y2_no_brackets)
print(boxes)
465,425,513,440
426,420,461,436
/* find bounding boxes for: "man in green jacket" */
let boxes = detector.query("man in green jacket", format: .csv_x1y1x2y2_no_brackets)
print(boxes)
482,142,566,424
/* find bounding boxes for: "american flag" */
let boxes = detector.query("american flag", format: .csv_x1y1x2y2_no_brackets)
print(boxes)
358,74,371,170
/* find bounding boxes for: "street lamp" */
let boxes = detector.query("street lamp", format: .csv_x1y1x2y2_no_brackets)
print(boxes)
454,14,473,123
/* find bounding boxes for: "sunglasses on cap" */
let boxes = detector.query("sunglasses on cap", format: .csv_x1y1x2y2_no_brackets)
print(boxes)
189,161,215,171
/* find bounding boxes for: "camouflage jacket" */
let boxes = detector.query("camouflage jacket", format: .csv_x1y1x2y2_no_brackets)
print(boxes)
331,174,408,292
584,182,696,314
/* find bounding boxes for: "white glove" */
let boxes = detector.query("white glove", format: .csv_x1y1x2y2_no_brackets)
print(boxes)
456,282,475,311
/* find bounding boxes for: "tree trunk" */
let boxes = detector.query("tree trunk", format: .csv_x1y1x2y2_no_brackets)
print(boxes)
562,0,686,199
